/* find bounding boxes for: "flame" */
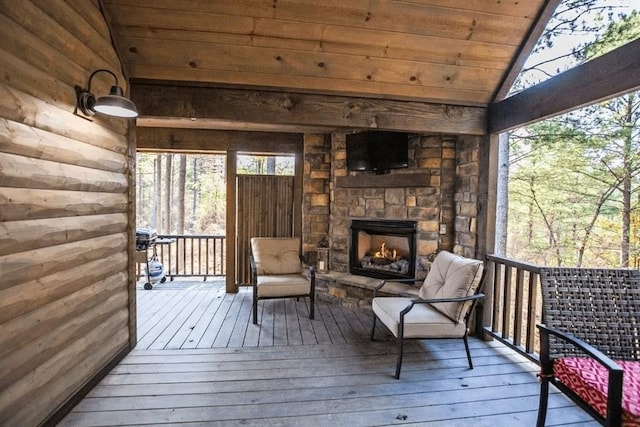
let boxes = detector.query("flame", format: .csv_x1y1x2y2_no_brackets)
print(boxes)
374,242,397,260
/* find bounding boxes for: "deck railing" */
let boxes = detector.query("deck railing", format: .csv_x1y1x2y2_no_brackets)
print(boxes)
483,254,543,364
138,234,226,280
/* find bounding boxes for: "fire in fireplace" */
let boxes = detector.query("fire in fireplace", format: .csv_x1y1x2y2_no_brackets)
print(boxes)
349,219,417,280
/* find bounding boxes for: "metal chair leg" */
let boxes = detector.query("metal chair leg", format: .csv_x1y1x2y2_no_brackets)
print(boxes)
371,315,377,341
394,339,404,379
536,379,549,427
253,297,258,325
395,321,404,379
463,335,473,369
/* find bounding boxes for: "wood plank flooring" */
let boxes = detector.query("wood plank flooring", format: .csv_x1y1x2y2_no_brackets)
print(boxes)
135,280,386,349
59,279,597,426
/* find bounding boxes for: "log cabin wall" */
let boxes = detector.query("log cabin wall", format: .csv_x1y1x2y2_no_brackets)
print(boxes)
0,2,134,425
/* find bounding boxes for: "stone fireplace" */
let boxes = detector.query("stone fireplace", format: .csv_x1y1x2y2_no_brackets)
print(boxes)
301,132,482,309
349,219,417,280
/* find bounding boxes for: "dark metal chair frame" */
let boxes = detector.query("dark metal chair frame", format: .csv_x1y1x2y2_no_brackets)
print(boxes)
249,254,315,325
370,267,486,379
536,267,640,427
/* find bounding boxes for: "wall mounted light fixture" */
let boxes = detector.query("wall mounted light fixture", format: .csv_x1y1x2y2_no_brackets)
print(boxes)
75,69,138,118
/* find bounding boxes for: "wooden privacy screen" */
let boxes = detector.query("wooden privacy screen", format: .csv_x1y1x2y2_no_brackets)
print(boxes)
236,175,295,284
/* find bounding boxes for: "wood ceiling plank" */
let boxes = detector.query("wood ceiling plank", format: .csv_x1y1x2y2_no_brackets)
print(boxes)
100,0,549,108
112,23,515,71
254,19,516,69
270,0,534,45
128,64,492,106
116,37,502,93
103,0,533,44
392,0,543,18
101,4,256,35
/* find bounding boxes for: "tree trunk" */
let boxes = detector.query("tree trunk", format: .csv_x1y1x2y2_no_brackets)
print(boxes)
137,160,144,225
154,154,162,231
163,154,173,234
192,157,198,224
267,157,276,175
495,133,510,256
620,95,634,267
177,154,187,234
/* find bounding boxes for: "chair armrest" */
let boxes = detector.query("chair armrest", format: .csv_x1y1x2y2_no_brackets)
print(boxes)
308,264,315,282
537,323,624,423
536,324,623,373
249,255,258,288
372,280,386,297
373,278,422,297
411,293,484,305
399,293,484,317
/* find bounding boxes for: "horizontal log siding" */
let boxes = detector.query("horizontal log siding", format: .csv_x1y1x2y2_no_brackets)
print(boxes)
0,2,133,426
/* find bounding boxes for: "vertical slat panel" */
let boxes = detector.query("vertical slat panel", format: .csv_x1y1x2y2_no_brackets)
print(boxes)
236,175,295,284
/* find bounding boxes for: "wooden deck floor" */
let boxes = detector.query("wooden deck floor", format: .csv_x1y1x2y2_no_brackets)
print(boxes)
135,279,385,349
59,279,596,426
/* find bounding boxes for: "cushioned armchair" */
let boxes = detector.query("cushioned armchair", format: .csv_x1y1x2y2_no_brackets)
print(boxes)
250,237,315,325
536,268,640,426
371,250,485,379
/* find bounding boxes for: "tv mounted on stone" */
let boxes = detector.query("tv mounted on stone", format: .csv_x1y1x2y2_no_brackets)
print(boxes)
346,131,409,174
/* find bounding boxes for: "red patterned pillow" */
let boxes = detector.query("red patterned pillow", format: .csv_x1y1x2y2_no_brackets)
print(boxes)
554,357,640,425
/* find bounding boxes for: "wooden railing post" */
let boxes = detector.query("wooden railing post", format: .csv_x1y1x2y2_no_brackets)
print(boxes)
484,255,543,364
137,234,226,280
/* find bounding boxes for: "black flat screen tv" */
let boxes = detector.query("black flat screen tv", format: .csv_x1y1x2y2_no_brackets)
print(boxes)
346,131,409,174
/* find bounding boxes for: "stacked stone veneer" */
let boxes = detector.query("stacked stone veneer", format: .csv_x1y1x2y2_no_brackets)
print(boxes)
301,134,331,258
302,132,481,306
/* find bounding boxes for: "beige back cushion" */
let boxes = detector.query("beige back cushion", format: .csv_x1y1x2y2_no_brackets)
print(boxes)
251,237,303,275
418,251,484,323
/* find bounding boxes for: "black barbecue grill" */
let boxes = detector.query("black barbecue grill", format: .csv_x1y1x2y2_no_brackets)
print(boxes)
135,228,166,290
136,228,157,251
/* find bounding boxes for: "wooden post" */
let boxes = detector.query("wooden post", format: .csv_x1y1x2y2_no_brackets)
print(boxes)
225,151,238,293
127,124,137,348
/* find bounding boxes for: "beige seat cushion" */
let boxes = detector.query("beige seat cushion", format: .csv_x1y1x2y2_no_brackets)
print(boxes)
257,274,310,297
251,237,303,275
372,297,467,338
418,251,483,323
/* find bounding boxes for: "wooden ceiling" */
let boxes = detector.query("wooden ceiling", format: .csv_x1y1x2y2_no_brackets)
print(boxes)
102,0,550,109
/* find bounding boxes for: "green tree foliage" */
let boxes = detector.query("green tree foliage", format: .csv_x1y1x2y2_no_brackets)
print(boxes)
136,153,226,234
136,153,295,235
508,9,640,267
237,154,295,175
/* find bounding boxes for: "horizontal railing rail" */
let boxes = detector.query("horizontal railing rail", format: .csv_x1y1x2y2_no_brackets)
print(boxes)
483,254,543,365
137,234,226,280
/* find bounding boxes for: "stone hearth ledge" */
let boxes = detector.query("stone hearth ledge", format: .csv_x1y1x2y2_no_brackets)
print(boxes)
314,271,421,311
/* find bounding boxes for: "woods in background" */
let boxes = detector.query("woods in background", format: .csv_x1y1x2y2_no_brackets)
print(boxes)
505,9,640,267
136,153,295,235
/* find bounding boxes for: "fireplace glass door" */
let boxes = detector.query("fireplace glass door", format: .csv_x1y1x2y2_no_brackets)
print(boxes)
349,219,417,280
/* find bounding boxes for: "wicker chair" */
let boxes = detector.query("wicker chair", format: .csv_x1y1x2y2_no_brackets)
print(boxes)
536,268,640,427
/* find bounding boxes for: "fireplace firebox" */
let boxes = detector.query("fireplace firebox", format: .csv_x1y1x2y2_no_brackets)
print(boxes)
349,219,417,280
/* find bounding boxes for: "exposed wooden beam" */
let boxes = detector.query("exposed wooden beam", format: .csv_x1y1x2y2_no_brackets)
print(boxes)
136,127,303,154
131,84,487,136
488,38,640,133
136,117,335,134
491,0,561,102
